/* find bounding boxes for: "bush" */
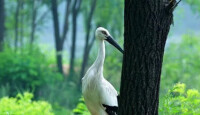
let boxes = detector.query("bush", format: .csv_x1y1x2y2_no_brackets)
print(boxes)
159,83,200,114
0,46,81,110
0,46,62,97
73,83,200,115
0,92,54,115
73,97,90,115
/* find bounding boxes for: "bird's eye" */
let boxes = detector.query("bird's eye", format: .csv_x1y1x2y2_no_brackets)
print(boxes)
101,31,107,36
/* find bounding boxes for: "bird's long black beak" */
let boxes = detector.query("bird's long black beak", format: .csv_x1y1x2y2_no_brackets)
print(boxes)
105,36,124,54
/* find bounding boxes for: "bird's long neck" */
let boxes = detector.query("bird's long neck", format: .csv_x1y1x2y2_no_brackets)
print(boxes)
93,40,105,73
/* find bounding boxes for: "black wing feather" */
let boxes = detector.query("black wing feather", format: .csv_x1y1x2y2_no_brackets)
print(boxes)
102,104,118,115
102,94,120,115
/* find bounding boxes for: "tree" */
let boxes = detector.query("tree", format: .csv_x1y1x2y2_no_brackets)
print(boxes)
51,0,71,74
2,0,48,49
118,0,181,114
79,0,124,85
0,0,5,51
69,0,82,77
19,0,24,48
14,0,24,50
30,0,50,45
185,0,200,13
14,0,20,50
30,0,37,45
79,0,97,86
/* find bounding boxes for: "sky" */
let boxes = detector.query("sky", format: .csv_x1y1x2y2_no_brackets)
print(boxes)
38,2,200,58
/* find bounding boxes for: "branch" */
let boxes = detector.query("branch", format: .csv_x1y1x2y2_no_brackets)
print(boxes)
85,0,97,51
166,0,182,14
88,24,100,51
170,0,182,12
88,35,95,52
61,0,72,43
35,9,49,26
76,0,82,12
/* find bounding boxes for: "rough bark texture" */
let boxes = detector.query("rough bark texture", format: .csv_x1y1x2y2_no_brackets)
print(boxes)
0,0,5,51
118,0,176,114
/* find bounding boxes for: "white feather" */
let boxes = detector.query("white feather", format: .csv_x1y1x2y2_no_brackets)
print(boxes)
82,28,119,115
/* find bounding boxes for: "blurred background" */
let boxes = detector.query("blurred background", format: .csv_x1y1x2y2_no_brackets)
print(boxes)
0,0,200,114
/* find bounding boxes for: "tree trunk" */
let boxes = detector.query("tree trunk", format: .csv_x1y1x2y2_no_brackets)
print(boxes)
69,0,82,78
51,0,73,74
19,0,24,48
0,0,5,51
79,0,97,86
61,0,71,44
51,0,63,74
30,0,37,45
118,0,177,114
14,0,20,50
69,11,77,77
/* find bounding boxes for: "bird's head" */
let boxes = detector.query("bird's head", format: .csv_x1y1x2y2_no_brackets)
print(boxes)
95,27,124,54
95,27,110,40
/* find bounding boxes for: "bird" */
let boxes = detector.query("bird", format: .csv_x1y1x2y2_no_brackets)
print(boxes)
82,27,123,115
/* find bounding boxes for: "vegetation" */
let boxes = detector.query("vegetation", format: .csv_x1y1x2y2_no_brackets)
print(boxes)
0,0,199,114
161,35,200,95
159,83,200,114
0,46,62,97
0,92,54,115
73,83,200,115
73,97,90,115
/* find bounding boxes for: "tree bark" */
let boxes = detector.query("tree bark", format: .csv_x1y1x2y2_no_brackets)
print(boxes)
79,0,97,86
51,0,63,74
0,0,5,51
118,0,177,114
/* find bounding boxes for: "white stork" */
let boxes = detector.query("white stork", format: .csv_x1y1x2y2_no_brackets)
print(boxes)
82,27,123,115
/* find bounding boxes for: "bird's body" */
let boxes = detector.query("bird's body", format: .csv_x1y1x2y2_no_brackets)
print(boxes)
82,27,123,115
82,40,118,115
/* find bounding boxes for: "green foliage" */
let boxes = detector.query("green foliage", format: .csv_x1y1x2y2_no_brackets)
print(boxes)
185,0,200,13
74,83,200,115
40,81,81,109
81,0,124,37
53,104,73,115
0,46,82,112
0,46,62,97
159,83,200,114
0,92,54,115
73,97,90,115
4,0,50,43
161,35,200,95
104,42,123,90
